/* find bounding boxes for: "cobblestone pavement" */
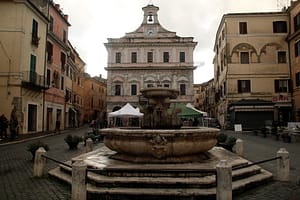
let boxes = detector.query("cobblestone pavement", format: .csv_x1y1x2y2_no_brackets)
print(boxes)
0,128,299,200
226,130,300,200
0,126,102,200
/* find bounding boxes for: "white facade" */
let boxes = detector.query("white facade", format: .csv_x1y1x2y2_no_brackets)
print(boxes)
105,4,197,112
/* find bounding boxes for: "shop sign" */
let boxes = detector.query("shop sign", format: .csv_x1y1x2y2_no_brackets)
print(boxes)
272,95,289,102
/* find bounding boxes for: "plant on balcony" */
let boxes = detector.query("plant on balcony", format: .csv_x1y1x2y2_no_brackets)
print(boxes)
64,134,82,150
31,36,40,46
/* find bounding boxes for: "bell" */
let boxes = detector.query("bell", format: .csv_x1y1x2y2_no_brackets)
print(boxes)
148,15,153,22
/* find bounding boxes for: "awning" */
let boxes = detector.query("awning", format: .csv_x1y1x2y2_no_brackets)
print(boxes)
169,103,203,118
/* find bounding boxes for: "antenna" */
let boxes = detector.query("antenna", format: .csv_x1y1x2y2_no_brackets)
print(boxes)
277,0,289,11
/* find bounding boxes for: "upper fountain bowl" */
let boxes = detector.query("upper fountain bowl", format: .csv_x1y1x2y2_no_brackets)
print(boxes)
140,88,179,99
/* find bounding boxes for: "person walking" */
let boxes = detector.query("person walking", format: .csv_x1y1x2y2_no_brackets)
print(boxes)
0,114,8,140
55,119,60,133
9,114,19,140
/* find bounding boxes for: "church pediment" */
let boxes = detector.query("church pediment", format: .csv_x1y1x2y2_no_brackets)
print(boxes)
123,4,177,39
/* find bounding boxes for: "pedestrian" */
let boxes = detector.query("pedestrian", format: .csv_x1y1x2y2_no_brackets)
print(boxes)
55,119,60,133
9,114,18,140
0,114,8,139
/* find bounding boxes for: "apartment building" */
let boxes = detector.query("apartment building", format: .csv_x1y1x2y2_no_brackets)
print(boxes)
193,83,207,112
0,0,48,134
105,4,197,113
288,1,300,122
82,74,107,125
65,41,86,128
214,12,292,129
44,2,70,132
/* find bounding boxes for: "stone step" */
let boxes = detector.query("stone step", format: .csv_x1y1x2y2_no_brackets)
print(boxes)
86,170,272,199
87,184,216,199
232,168,273,193
49,161,264,190
87,165,261,188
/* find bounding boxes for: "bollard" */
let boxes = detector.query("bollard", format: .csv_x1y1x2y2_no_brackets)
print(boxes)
85,138,93,153
33,147,47,177
235,139,243,157
72,160,87,200
216,160,232,200
276,148,290,181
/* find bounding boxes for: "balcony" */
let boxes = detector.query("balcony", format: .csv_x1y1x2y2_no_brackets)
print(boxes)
22,71,49,90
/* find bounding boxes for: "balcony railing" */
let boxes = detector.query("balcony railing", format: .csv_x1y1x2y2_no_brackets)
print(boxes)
22,71,49,90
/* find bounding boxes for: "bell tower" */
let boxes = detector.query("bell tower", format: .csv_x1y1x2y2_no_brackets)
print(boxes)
142,4,159,24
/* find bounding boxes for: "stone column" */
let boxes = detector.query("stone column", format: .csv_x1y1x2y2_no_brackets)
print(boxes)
85,138,93,153
276,148,289,181
235,139,243,156
72,160,87,200
33,147,47,177
216,160,232,200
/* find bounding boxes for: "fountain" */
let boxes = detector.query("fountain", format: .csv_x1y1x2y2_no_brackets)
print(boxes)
102,87,218,163
49,88,273,199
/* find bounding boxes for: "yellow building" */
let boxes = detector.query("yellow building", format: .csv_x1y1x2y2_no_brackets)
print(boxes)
0,0,48,135
193,83,207,112
82,74,107,126
67,41,86,127
214,12,292,129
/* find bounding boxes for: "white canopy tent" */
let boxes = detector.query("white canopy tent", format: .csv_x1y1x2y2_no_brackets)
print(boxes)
186,103,208,117
108,103,144,127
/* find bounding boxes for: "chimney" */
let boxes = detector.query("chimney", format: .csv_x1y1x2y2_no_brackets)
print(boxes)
64,15,68,21
55,4,60,10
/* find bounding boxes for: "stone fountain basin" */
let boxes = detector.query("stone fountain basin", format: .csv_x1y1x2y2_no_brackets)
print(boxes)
101,127,219,162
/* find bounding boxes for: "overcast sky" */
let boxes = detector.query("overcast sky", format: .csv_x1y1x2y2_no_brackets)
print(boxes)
54,0,289,84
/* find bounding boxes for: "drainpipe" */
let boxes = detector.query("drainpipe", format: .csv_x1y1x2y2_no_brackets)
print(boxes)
287,8,294,121
287,38,294,121
42,2,50,133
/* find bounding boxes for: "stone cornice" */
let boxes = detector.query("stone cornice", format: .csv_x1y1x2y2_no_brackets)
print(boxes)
105,66,196,71
105,42,197,48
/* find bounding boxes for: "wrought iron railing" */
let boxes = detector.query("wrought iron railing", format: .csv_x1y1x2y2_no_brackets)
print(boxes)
22,71,49,89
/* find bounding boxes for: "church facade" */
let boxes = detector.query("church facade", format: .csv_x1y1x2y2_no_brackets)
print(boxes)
105,4,197,112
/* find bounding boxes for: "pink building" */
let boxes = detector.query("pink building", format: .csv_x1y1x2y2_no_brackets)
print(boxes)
44,2,70,132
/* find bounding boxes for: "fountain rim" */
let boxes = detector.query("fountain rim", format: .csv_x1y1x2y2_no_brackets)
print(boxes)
100,127,220,136
140,87,179,99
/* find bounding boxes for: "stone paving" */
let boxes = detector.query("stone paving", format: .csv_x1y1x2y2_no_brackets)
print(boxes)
0,127,299,200
227,130,300,200
0,126,100,200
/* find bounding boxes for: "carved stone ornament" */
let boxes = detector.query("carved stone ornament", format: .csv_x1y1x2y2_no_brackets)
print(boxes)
150,135,168,159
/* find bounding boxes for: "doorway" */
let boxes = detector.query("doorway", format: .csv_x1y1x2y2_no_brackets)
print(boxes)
28,104,37,132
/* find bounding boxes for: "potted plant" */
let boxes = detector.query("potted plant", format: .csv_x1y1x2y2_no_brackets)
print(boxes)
64,134,82,150
83,132,96,146
26,140,49,160
217,132,227,144
217,135,237,152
